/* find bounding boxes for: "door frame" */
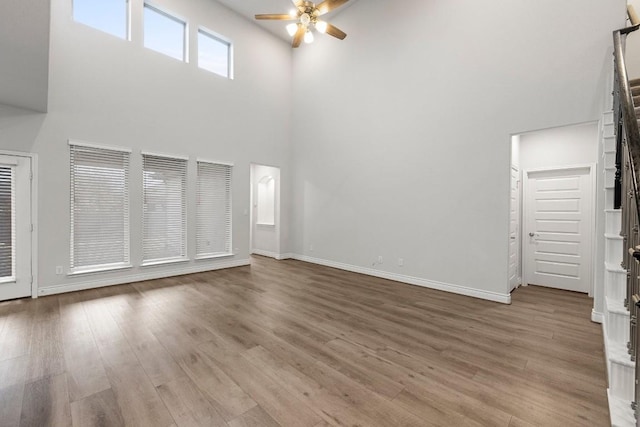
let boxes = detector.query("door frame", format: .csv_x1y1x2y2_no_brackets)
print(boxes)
521,163,596,296
249,163,281,259
509,164,521,292
0,150,38,299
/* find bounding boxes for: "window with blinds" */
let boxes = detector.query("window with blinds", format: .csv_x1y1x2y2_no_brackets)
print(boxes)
142,154,188,264
70,143,131,272
196,161,232,258
0,167,15,280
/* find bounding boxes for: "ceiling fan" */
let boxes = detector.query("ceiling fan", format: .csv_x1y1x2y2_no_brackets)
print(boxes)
255,0,349,48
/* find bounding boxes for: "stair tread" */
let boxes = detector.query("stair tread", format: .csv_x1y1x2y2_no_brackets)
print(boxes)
606,296,629,314
608,341,635,366
631,77,640,87
608,390,635,427
605,261,626,272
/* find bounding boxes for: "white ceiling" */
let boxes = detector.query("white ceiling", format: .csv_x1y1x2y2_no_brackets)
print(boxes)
215,0,360,41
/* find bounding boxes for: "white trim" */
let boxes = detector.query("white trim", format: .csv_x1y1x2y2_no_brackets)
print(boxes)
525,163,595,174
196,158,234,167
68,139,132,153
197,26,233,79
605,233,623,240
276,253,294,260
0,156,18,166
126,0,132,42
195,253,234,260
0,151,39,299
141,257,189,267
142,2,189,62
507,163,521,293
592,309,604,323
251,249,280,259
68,264,133,276
30,154,38,298
38,258,250,297
589,162,597,297
141,150,189,161
291,254,511,304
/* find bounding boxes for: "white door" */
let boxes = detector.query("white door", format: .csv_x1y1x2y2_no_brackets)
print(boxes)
509,166,520,291
0,155,32,301
524,167,592,293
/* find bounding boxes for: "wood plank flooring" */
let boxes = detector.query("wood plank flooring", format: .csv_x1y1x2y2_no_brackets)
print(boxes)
0,256,609,426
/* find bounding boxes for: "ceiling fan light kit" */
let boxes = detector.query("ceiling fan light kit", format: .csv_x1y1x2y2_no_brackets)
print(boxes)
255,0,349,48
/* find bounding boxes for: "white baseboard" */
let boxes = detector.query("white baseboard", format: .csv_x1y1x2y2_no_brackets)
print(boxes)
592,309,604,324
603,319,612,383
37,259,251,297
251,250,294,261
291,254,511,304
251,249,280,259
38,253,512,303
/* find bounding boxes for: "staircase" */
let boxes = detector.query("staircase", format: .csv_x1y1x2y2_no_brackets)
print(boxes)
604,76,640,427
635,81,640,125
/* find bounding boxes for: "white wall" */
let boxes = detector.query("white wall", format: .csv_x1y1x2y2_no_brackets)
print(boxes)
0,0,293,293
519,123,599,171
291,0,624,301
0,0,50,112
627,0,640,79
251,164,281,257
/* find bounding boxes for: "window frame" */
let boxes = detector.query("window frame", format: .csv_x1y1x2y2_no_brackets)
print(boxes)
0,165,15,283
72,0,131,41
195,159,233,260
141,151,189,266
68,140,132,275
197,26,234,79
143,2,189,62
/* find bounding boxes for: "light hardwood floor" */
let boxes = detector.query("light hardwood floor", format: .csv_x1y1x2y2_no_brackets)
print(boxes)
0,256,609,426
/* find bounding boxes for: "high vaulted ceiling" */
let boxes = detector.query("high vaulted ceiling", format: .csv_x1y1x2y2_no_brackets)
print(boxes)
215,0,360,41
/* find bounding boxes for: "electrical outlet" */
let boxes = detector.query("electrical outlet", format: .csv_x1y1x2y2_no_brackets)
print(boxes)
398,258,404,266
309,244,314,251
55,266,63,275
377,256,383,264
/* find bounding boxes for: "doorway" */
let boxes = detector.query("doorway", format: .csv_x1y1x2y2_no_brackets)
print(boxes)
511,122,599,295
523,166,594,293
0,154,33,301
250,164,281,259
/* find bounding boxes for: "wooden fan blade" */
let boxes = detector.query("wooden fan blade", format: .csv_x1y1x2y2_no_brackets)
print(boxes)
325,23,347,40
316,0,350,16
292,24,305,48
255,14,295,20
292,0,305,6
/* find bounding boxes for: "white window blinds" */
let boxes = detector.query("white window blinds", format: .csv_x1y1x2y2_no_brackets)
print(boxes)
70,143,130,271
196,161,232,257
0,166,14,280
143,154,187,263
